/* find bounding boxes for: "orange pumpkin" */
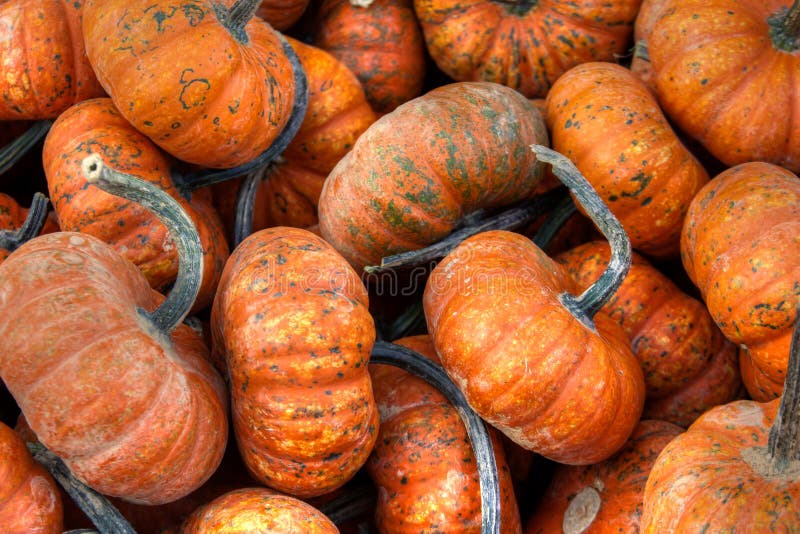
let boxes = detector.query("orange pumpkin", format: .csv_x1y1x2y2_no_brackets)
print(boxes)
681,161,800,401
0,156,229,504
628,0,667,94
545,62,709,259
414,0,642,98
256,0,310,30
647,0,800,172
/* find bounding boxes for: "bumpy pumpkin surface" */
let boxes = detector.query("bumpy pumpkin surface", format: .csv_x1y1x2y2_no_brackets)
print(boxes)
546,62,709,258
318,81,548,270
526,419,682,534
0,0,104,119
211,226,378,497
681,161,800,401
423,230,645,465
367,335,522,533
82,0,297,168
414,0,642,98
647,0,800,172
0,421,63,534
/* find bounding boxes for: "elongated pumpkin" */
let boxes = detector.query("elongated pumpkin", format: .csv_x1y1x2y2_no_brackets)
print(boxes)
0,156,229,504
211,226,378,498
318,81,549,271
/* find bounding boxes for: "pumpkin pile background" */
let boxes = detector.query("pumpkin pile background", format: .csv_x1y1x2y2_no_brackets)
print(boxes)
1,0,799,532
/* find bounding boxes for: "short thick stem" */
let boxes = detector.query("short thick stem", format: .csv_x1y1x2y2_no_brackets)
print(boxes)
81,154,203,334
770,0,800,51
0,192,49,252
214,0,260,44
0,120,52,176
766,306,800,473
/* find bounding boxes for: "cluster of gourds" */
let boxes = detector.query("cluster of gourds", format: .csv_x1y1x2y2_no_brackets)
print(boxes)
0,0,798,532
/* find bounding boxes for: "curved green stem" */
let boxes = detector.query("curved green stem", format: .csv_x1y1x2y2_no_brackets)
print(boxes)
370,341,500,534
767,305,800,473
27,443,136,534
0,120,52,176
213,0,260,44
770,0,800,51
233,164,270,247
531,145,631,320
81,154,203,334
0,192,49,252
531,194,577,252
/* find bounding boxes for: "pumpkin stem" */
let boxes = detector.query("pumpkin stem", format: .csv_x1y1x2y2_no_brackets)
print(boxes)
769,0,800,51
0,192,49,252
213,0,261,44
530,145,631,319
233,163,271,247
0,120,52,176
27,442,136,534
81,154,203,335
370,341,501,534
317,477,377,526
767,305,800,472
531,194,577,252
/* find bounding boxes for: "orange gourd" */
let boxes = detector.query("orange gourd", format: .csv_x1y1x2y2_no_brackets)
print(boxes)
257,0,310,30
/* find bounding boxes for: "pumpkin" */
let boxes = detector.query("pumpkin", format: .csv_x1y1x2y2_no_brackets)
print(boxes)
42,97,230,312
311,0,426,114
525,419,682,534
0,422,63,533
628,0,667,94
0,0,104,120
0,155,229,504
414,0,642,98
646,0,800,172
641,308,800,530
423,146,645,465
318,81,549,271
210,226,378,498
556,240,743,427
545,62,709,259
367,334,522,533
82,0,299,169
257,0,311,30
681,161,800,401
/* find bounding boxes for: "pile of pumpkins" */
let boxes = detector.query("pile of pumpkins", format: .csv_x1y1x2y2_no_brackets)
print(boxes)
0,0,798,531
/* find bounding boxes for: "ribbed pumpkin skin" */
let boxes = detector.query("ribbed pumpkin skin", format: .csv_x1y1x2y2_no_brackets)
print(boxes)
181,488,339,533
312,0,426,114
414,0,641,98
648,0,800,172
556,241,742,425
256,0,310,30
0,422,63,533
82,0,296,168
0,232,229,504
0,0,104,119
629,0,667,93
681,162,800,401
211,227,378,498
42,98,230,312
546,62,709,259
423,230,646,465
526,419,682,534
642,399,800,530
318,81,548,270
367,335,522,533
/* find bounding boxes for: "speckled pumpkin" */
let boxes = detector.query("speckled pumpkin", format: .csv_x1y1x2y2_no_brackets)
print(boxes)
0,0,105,119
526,419,682,534
210,226,378,498
317,81,548,271
546,62,709,259
367,334,522,533
414,0,642,98
0,421,63,533
681,161,800,401
82,0,297,168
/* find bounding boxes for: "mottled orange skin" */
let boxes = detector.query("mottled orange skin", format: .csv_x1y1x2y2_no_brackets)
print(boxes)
526,419,682,534
681,162,800,401
211,227,379,498
0,422,63,534
256,0,310,30
42,98,230,312
423,230,646,465
312,0,426,114
546,62,709,259
82,0,296,168
414,0,641,98
0,232,229,504
318,81,548,271
181,488,339,533
642,399,800,531
0,0,104,119
367,335,522,533
648,0,800,172
556,241,742,426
